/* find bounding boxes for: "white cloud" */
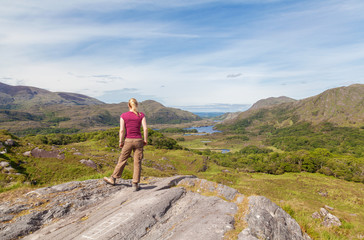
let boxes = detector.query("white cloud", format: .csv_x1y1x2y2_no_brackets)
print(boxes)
0,0,364,109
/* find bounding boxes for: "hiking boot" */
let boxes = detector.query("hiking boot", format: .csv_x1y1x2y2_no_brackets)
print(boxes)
132,183,140,192
103,177,116,186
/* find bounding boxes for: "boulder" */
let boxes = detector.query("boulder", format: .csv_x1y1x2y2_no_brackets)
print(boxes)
4,167,15,173
312,211,321,219
320,207,329,216
241,196,311,240
322,213,341,227
23,151,32,157
318,190,328,197
319,208,341,227
79,159,97,169
0,161,10,167
324,205,334,211
4,139,15,146
312,207,341,227
31,147,65,160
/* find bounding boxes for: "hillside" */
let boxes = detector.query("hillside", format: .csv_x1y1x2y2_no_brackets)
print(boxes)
294,84,364,126
221,84,364,128
0,82,104,108
0,83,201,135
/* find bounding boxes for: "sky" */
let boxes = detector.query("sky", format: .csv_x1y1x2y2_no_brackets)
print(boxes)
1,0,364,112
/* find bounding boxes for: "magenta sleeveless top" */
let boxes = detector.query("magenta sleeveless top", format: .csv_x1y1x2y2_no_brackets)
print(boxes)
120,111,145,139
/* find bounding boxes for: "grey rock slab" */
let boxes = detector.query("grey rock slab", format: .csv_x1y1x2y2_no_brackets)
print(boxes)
24,175,193,240
5,175,311,240
0,179,130,240
27,187,185,240
141,192,237,240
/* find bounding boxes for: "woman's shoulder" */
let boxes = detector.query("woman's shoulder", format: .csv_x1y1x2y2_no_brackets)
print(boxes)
121,111,131,118
121,111,145,119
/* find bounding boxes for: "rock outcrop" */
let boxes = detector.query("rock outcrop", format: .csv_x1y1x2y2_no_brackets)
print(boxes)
26,147,65,160
79,159,98,169
0,176,311,240
312,207,341,227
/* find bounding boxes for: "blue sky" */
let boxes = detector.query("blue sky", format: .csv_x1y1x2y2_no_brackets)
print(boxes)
1,0,364,112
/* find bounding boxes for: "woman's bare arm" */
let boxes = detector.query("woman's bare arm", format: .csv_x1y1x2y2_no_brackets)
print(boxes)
142,117,148,145
119,118,125,148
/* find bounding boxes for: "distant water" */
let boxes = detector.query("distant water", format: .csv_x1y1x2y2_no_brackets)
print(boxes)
185,126,221,134
192,112,226,118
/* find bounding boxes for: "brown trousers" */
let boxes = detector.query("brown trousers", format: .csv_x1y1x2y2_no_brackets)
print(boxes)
111,138,144,184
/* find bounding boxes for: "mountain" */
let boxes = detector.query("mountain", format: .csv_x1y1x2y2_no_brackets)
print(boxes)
0,82,104,109
212,97,295,122
249,96,296,110
220,84,364,129
0,83,201,134
292,84,364,126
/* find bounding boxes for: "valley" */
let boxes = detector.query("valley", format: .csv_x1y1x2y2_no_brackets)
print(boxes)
0,82,363,239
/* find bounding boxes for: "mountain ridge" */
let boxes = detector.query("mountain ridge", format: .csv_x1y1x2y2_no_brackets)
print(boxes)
0,83,201,134
249,96,297,110
221,84,364,128
0,82,104,108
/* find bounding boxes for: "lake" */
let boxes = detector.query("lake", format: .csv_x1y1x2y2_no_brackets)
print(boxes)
184,125,221,134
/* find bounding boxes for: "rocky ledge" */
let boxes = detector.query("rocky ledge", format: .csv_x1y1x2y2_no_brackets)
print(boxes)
0,176,311,240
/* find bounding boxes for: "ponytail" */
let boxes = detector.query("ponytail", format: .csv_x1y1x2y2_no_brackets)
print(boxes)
128,98,139,116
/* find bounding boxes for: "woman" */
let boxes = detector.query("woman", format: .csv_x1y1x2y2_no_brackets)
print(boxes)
104,98,148,191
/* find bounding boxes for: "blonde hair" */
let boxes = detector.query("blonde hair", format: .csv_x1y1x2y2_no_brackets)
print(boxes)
128,98,139,116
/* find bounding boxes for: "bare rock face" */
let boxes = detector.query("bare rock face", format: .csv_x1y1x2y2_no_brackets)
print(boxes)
0,176,311,240
0,179,131,240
